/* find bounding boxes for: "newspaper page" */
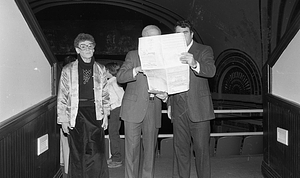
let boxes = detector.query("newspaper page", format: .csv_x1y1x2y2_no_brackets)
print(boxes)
138,33,190,94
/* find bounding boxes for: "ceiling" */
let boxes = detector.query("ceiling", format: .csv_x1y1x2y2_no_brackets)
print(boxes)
28,0,300,63
28,0,183,31
36,3,156,21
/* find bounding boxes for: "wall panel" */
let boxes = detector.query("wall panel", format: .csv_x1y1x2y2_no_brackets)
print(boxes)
0,98,60,178
262,95,300,178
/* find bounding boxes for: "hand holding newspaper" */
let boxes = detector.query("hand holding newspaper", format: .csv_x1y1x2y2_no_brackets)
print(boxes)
138,33,190,95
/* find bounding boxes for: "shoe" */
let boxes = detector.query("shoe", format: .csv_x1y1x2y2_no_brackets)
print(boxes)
107,157,121,164
108,161,122,168
107,158,112,164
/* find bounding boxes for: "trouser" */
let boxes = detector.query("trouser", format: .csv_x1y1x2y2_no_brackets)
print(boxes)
108,106,122,162
124,103,159,178
172,94,211,178
68,106,109,178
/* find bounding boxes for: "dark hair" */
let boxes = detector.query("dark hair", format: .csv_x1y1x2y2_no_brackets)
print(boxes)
105,62,121,76
74,33,96,48
174,20,194,33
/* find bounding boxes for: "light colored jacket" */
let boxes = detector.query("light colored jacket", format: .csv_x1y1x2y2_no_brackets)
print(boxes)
57,59,110,173
107,76,124,110
57,60,110,127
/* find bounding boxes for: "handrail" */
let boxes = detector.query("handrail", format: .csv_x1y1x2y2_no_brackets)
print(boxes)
214,109,263,113
112,132,263,139
161,109,263,114
105,109,264,139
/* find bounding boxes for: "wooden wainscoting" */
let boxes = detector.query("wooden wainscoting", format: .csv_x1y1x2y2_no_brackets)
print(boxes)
0,97,60,178
262,94,300,178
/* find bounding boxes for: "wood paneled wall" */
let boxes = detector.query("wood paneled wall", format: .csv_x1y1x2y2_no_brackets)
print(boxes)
0,97,60,178
262,95,300,178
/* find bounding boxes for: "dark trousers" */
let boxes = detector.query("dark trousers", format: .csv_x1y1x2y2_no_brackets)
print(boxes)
108,106,122,162
68,106,109,178
172,95,211,178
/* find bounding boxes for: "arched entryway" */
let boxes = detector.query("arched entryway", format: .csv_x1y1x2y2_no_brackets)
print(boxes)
214,50,262,95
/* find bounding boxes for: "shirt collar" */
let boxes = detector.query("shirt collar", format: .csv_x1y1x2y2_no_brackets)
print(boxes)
187,40,193,50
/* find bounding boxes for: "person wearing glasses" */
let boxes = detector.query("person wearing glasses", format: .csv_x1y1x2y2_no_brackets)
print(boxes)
57,33,110,178
167,20,216,178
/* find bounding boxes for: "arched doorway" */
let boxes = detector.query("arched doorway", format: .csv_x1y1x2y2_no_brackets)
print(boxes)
215,50,261,95
213,50,262,108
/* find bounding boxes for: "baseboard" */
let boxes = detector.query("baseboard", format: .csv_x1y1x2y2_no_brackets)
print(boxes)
53,167,63,178
261,161,281,178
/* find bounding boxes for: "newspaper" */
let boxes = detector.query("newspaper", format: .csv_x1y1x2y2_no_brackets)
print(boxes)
138,33,190,95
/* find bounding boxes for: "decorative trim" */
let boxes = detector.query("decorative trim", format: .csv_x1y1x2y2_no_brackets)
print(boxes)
15,0,57,65
0,97,56,138
214,50,262,95
268,13,300,67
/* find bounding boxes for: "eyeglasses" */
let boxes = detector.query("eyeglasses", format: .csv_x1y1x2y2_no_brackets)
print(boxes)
77,44,95,51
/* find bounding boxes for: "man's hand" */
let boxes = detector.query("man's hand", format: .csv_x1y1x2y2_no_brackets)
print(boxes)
133,66,144,77
134,66,143,73
180,52,197,68
61,122,71,134
102,115,108,130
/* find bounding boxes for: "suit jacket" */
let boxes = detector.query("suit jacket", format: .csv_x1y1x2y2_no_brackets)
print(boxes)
169,41,216,122
117,50,162,127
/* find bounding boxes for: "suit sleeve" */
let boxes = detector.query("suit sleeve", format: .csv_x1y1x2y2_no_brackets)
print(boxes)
196,46,216,78
117,51,137,84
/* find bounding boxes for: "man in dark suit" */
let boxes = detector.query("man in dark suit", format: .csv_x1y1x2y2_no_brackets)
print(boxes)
117,25,166,178
168,20,216,178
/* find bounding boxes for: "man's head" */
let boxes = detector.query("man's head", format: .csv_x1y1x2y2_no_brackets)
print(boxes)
174,20,194,46
142,25,161,37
